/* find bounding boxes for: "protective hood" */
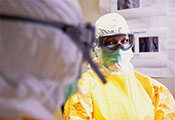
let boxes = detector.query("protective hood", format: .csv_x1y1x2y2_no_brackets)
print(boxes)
93,13,133,72
95,13,130,39
0,0,83,119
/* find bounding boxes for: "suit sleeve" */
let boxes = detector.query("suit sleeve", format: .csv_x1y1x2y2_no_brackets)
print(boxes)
135,72,175,120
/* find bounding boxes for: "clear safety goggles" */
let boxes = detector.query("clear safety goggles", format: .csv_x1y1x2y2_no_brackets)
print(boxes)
0,14,107,84
99,34,134,51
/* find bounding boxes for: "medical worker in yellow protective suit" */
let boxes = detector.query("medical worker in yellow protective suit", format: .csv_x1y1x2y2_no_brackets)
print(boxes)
0,0,101,120
64,13,175,120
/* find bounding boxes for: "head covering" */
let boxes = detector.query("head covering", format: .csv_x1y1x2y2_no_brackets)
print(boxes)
0,0,83,119
93,13,133,73
95,13,129,39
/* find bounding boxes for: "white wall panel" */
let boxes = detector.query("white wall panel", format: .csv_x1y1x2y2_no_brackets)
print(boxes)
127,0,175,96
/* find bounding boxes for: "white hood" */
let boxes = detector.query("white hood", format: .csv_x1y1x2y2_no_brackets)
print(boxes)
0,0,83,119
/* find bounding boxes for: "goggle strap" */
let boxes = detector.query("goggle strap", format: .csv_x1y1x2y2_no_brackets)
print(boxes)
0,14,70,32
71,24,107,84
0,14,107,84
82,50,107,84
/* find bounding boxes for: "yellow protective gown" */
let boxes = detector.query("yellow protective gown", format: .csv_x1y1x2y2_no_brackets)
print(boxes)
64,64,175,120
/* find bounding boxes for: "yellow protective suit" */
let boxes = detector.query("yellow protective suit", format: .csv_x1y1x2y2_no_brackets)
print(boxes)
64,66,175,120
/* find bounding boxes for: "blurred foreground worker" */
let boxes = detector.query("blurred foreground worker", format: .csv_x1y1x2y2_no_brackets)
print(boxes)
64,13,175,120
0,0,106,120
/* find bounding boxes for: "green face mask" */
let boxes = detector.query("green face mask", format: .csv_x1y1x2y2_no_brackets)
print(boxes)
102,48,133,68
64,80,78,102
64,68,81,102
